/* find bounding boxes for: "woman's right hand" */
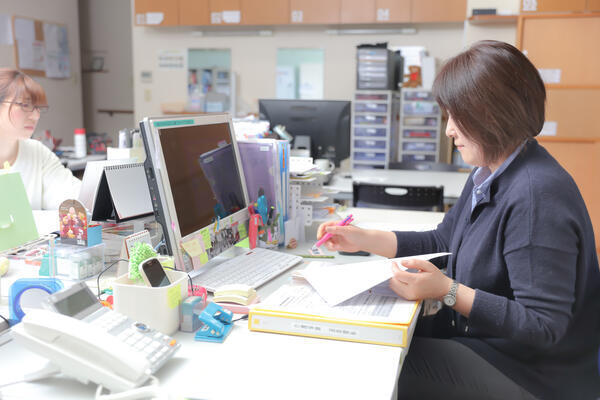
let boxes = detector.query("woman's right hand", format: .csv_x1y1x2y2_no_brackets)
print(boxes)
316,221,367,253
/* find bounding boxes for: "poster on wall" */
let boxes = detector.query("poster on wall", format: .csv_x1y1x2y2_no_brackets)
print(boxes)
44,23,71,78
12,16,70,78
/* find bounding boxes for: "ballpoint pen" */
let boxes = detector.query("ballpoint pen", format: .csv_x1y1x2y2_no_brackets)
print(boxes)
311,214,353,252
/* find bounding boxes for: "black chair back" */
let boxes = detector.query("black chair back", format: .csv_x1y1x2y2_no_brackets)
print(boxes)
352,182,444,212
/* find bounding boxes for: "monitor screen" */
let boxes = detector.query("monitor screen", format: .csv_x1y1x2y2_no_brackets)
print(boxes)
158,123,245,237
139,114,249,271
258,99,351,166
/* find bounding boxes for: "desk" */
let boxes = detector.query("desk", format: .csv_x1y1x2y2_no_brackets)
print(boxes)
0,209,444,400
326,169,471,204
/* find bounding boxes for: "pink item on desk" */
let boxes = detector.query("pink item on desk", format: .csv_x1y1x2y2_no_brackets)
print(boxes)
311,214,354,252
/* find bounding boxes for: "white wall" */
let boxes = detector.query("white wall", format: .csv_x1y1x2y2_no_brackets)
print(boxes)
132,0,520,122
80,0,134,144
0,0,83,145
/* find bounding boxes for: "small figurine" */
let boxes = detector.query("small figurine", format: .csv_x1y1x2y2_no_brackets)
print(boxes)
404,65,422,88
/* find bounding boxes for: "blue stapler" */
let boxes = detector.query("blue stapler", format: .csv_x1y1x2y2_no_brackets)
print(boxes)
194,302,234,343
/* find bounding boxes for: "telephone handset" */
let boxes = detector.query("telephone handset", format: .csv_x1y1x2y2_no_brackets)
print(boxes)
12,309,151,392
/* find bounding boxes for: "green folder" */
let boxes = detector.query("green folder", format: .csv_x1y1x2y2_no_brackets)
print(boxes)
0,172,39,252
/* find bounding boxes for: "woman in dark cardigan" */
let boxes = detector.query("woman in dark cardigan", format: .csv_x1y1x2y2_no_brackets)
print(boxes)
317,41,600,399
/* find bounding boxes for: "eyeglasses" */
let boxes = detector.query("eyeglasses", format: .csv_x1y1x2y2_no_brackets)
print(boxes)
1,101,49,114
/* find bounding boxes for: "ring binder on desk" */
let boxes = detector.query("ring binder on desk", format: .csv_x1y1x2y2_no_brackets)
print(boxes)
92,163,154,223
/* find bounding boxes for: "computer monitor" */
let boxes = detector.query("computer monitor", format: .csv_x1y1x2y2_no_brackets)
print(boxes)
258,99,351,166
139,114,249,272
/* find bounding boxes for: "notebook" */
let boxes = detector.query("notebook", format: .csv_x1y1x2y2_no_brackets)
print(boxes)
0,172,39,252
92,163,153,223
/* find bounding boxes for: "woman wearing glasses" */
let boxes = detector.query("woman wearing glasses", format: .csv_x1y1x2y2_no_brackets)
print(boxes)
0,68,81,210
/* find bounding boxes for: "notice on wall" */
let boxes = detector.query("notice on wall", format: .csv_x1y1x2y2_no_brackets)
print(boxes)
157,49,185,70
540,121,557,136
538,68,561,84
44,23,70,78
0,15,13,45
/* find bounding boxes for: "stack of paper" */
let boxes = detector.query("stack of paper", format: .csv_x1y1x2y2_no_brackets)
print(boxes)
249,283,419,347
248,252,450,347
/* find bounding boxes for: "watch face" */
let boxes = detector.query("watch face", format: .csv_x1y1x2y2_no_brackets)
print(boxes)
443,294,456,307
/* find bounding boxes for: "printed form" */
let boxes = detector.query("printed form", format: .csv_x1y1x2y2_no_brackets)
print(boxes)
303,252,450,306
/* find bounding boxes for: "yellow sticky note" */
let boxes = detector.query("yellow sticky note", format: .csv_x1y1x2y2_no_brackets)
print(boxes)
167,284,181,309
238,223,247,239
199,251,209,264
200,228,212,250
181,239,203,257
235,237,249,248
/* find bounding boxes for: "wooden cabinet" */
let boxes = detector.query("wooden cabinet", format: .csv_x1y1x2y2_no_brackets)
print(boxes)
290,0,341,24
341,0,375,23
411,0,466,22
179,0,210,26
521,0,586,12
375,0,410,23
134,0,179,26
588,0,600,11
241,0,289,25
208,0,241,24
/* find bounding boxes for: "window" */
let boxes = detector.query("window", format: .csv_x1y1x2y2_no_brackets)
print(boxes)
276,48,324,100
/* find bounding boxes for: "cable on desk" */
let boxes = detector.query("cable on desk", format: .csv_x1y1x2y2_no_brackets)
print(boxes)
96,259,128,300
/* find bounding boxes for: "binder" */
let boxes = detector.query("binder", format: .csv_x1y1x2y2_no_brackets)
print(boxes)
237,139,290,243
248,284,419,347
92,163,153,223
0,172,39,252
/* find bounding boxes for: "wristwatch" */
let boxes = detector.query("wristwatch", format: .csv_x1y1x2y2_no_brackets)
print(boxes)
443,280,459,307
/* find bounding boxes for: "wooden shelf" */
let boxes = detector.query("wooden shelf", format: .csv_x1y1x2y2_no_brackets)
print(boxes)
97,109,134,116
162,111,207,115
467,14,518,24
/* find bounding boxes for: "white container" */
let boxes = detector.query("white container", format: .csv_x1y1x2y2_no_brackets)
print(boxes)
74,128,87,158
112,269,188,335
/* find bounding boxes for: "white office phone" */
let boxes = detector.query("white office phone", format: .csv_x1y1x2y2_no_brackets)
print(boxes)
12,282,180,393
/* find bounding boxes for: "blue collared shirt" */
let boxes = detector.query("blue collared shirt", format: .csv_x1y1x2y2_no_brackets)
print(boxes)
471,141,526,211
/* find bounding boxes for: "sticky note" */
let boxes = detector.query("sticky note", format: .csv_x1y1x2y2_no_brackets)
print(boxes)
167,284,181,309
238,223,247,239
200,228,212,249
199,251,209,264
235,238,249,249
181,239,204,257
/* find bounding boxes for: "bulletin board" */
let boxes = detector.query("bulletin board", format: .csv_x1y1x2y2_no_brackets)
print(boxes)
11,15,71,79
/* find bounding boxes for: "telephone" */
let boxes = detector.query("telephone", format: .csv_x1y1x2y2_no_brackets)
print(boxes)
13,309,150,392
12,282,180,393
213,284,257,305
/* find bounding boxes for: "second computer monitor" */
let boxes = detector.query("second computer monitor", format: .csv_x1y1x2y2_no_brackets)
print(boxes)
259,99,351,166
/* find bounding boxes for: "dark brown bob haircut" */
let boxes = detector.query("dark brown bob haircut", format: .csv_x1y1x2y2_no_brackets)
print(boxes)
433,40,546,165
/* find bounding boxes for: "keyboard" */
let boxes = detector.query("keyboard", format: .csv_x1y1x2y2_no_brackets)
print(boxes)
85,307,180,374
196,247,303,292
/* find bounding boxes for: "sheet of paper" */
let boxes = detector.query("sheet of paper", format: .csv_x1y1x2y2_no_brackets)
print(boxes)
257,283,417,324
0,15,13,45
304,252,451,306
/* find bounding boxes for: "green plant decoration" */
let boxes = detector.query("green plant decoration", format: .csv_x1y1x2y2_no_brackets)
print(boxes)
128,242,157,281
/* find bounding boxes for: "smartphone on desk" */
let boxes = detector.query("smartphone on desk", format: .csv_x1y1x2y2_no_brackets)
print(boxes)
140,257,171,287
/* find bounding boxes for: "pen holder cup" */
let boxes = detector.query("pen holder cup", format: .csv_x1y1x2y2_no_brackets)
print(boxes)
112,269,188,335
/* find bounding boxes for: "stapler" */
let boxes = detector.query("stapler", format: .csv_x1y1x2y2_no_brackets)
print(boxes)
194,302,234,343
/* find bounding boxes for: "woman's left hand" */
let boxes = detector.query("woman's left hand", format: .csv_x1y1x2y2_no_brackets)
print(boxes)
389,259,452,301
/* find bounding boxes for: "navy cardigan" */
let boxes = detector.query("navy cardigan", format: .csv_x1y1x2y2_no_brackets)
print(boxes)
394,140,600,399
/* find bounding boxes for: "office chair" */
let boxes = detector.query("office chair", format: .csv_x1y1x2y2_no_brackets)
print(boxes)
388,160,464,172
352,182,444,212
